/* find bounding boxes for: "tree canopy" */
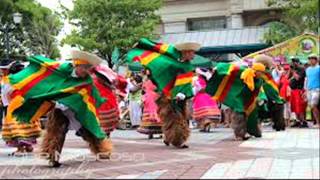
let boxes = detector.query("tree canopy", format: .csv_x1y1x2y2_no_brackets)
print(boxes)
0,0,62,60
264,0,319,44
62,0,162,66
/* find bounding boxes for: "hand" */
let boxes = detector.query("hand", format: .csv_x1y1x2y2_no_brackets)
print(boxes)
176,93,186,100
302,91,307,100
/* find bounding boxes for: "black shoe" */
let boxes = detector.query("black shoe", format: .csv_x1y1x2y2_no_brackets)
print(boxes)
300,122,309,128
291,121,301,127
179,144,189,149
164,140,169,146
49,161,62,168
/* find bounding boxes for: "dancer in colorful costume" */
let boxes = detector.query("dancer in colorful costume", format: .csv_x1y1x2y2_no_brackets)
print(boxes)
3,50,112,167
127,39,198,148
1,61,37,155
192,72,221,132
254,55,285,131
137,79,162,139
92,63,127,137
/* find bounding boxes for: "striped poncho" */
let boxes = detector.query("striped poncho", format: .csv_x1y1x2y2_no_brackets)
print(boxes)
127,38,194,99
3,55,106,140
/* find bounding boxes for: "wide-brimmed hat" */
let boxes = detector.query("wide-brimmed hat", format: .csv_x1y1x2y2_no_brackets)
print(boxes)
70,49,103,66
175,42,201,51
254,54,273,69
308,53,318,59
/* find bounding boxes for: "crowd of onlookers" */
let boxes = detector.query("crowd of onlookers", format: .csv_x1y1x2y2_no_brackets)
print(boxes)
272,54,319,128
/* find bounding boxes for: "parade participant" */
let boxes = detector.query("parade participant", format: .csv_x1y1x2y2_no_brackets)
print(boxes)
3,50,112,167
305,54,320,128
128,74,143,128
254,54,285,131
42,50,112,167
0,60,13,129
1,61,36,156
92,63,128,136
289,57,307,127
137,79,162,139
192,71,221,132
158,42,200,148
206,55,282,140
127,39,198,148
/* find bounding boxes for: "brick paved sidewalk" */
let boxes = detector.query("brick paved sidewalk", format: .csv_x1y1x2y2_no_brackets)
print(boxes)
0,127,319,179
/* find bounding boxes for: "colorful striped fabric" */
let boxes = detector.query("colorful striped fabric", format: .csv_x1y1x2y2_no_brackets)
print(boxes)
127,38,194,99
206,63,264,134
5,55,106,139
260,72,284,104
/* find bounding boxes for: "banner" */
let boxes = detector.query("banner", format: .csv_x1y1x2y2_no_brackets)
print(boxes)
244,33,319,64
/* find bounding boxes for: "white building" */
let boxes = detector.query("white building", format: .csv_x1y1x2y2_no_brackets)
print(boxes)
158,0,281,60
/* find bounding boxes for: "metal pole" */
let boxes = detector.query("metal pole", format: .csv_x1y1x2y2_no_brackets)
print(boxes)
4,25,10,61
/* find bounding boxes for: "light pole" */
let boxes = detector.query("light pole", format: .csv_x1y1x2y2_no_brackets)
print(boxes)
1,12,22,61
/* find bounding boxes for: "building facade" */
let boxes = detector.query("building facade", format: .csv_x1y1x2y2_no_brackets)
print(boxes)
159,0,281,34
158,0,281,60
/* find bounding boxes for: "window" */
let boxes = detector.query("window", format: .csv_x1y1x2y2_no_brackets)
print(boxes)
187,17,227,31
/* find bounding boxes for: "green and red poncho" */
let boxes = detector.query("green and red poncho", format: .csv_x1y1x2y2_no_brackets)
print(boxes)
127,38,194,99
3,55,106,140
205,63,263,134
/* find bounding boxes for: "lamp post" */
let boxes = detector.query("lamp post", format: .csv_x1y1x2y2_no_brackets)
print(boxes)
1,12,22,61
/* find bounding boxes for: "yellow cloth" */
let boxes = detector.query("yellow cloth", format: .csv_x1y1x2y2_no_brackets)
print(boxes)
252,63,266,72
74,59,89,65
241,63,266,91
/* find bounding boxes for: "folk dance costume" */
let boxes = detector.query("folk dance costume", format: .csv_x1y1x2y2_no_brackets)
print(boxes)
192,76,221,132
92,64,127,136
3,50,112,167
206,54,284,140
254,55,285,131
127,39,198,148
137,80,162,139
1,61,39,155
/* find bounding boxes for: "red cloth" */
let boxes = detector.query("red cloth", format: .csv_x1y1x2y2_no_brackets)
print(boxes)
279,74,291,101
93,75,120,133
290,89,306,114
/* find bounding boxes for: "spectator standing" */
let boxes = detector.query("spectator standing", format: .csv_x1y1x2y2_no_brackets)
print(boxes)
305,54,320,128
279,64,292,127
128,74,143,128
272,61,284,85
289,57,308,127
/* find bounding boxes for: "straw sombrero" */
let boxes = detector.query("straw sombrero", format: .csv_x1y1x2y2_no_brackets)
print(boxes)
175,42,201,51
254,54,273,69
70,49,103,66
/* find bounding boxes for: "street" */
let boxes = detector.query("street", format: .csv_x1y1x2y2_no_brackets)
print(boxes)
0,127,319,179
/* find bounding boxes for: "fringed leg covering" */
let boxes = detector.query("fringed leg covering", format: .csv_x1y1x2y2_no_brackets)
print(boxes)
271,103,285,131
158,96,190,148
41,109,69,167
79,128,112,159
230,111,249,140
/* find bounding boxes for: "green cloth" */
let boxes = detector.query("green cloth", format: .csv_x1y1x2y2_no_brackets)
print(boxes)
7,55,106,139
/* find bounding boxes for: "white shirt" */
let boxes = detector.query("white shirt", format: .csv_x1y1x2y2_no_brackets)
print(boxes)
1,78,13,107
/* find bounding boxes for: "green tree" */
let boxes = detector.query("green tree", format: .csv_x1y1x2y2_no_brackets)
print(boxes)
62,0,162,66
0,0,62,60
264,0,319,44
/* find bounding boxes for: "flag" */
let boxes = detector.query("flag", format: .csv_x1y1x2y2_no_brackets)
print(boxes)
5,55,106,139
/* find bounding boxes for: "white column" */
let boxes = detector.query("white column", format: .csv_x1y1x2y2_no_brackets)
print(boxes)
230,14,243,28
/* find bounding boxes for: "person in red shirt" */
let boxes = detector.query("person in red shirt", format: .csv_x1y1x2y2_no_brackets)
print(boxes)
279,64,292,127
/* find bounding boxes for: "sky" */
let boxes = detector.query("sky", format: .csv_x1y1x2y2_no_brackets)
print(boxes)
36,0,74,59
